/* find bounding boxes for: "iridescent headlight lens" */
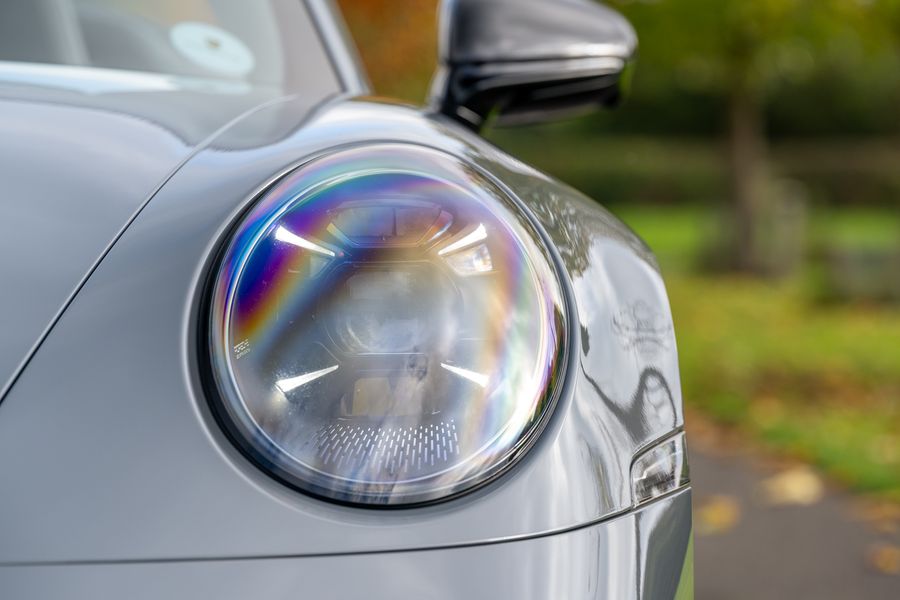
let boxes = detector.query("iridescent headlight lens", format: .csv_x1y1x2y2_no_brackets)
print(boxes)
206,145,567,505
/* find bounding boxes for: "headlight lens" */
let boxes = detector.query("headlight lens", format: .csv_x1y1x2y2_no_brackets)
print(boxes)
206,145,567,506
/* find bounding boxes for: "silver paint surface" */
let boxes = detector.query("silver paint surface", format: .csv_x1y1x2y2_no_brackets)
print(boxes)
0,490,691,600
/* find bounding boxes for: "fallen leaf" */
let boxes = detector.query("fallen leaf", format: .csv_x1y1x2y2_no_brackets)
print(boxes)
867,543,900,576
696,494,741,536
851,500,900,535
760,466,825,507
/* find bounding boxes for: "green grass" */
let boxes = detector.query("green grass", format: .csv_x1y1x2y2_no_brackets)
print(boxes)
611,205,900,260
611,205,900,499
810,209,900,250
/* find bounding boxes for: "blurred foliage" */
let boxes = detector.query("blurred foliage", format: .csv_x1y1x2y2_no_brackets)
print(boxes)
596,0,900,137
594,1,900,271
337,0,439,102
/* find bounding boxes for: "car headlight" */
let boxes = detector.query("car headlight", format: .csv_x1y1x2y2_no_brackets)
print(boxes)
204,144,568,506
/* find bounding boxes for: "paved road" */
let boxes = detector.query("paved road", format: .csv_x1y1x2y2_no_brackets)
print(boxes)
689,441,900,599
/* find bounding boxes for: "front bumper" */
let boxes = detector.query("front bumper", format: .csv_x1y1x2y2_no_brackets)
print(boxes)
1,489,691,599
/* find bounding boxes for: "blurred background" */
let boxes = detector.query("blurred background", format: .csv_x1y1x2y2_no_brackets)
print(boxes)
337,0,900,596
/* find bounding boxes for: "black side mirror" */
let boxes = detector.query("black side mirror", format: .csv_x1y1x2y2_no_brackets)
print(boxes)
430,0,637,130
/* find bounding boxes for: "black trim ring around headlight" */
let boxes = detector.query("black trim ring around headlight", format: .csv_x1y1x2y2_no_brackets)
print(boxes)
201,144,571,507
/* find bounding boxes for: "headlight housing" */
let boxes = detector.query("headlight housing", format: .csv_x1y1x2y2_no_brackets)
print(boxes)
205,145,568,506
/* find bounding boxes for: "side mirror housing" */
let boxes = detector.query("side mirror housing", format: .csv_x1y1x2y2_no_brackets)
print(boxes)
430,0,637,130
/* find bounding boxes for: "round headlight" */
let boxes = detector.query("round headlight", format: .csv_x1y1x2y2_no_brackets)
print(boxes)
206,145,567,506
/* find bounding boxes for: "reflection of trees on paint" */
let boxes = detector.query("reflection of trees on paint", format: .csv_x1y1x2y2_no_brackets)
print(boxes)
518,176,653,279
584,366,678,442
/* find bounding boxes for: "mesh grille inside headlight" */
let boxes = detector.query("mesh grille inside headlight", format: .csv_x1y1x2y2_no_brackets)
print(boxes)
205,145,568,506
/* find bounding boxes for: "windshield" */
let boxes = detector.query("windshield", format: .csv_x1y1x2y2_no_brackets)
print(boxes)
0,0,339,91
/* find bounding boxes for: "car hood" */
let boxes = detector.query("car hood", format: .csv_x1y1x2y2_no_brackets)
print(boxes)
0,63,322,397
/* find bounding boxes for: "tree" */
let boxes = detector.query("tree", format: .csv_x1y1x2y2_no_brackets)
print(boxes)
607,0,898,273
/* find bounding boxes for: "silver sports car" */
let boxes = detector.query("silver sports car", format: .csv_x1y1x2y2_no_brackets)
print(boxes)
0,1,692,598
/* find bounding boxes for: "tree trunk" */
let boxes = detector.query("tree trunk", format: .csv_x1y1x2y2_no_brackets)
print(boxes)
727,84,768,273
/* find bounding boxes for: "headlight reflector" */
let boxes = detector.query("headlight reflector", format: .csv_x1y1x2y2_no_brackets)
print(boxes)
206,145,567,506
